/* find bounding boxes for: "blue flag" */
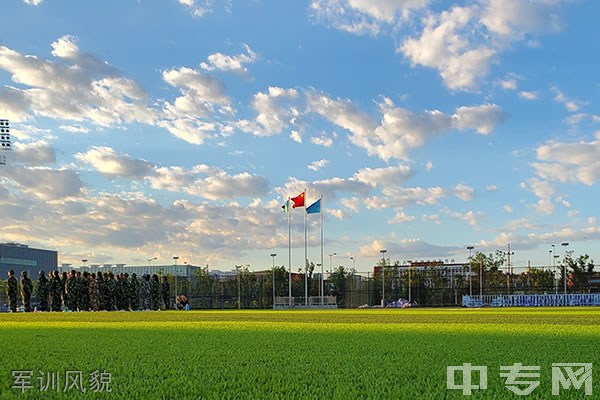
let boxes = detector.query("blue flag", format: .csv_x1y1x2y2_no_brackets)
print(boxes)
306,198,321,214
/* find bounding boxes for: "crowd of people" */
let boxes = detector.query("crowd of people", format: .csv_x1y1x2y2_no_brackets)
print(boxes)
5,269,173,312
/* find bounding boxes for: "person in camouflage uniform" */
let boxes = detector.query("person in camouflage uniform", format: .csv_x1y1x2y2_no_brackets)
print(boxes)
107,272,116,311
89,272,100,311
121,273,131,310
129,273,140,311
20,271,33,312
140,274,151,310
79,272,91,311
50,271,63,311
100,272,110,311
7,270,18,312
37,271,50,312
60,271,68,309
65,270,77,311
161,276,170,310
150,274,160,311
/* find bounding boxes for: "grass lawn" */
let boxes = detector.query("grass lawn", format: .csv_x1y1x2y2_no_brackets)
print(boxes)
1,308,599,399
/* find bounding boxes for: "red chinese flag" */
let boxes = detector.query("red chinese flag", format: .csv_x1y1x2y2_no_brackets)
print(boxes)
291,192,305,208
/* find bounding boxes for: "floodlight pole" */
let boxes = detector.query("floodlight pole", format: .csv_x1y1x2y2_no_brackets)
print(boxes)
467,246,474,297
380,249,387,306
270,253,277,307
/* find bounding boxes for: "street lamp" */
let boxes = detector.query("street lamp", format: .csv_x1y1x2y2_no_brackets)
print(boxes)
173,256,179,297
235,265,242,310
380,249,387,306
82,259,88,267
562,242,569,294
270,253,277,307
467,246,474,297
551,244,556,294
148,257,157,265
327,253,336,305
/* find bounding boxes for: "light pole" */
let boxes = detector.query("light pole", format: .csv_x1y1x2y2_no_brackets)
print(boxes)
467,246,474,297
562,242,569,294
82,259,88,268
350,256,356,308
148,256,157,265
270,253,277,307
235,265,242,310
380,249,387,306
503,244,514,295
327,253,336,304
173,256,179,297
551,244,556,294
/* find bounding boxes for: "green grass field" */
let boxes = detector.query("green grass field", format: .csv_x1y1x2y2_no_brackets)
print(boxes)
1,308,599,399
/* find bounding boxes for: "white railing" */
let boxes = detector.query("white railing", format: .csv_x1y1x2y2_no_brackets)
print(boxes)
462,293,600,307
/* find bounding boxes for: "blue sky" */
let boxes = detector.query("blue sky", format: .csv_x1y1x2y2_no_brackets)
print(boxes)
1,0,599,273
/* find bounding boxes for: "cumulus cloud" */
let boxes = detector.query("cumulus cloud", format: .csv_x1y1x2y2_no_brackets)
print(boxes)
309,93,504,160
552,87,583,113
75,146,155,178
12,141,56,165
178,0,213,17
399,1,566,90
200,44,257,75
23,0,43,5
519,91,538,100
237,87,300,136
359,238,462,260
149,165,269,200
2,166,84,201
310,134,335,147
388,210,415,224
308,159,330,171
0,36,155,127
309,0,429,35
531,133,600,186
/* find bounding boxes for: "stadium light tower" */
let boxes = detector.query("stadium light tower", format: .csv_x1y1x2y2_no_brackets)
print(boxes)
0,119,11,166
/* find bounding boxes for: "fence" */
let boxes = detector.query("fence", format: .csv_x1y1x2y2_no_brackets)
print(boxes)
462,293,600,307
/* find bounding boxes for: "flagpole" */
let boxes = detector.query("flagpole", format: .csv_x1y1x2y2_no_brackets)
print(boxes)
288,198,292,307
320,195,324,306
304,189,308,306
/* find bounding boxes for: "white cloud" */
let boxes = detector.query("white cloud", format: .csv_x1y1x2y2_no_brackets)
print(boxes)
59,125,90,133
290,130,303,143
388,210,415,224
359,238,461,260
2,166,84,201
399,1,567,91
200,44,257,75
309,0,429,36
238,87,300,136
179,0,213,17
552,87,582,113
12,141,56,165
422,214,441,224
308,159,330,171
0,36,155,127
308,93,504,160
519,91,538,100
504,205,513,213
149,165,269,200
499,79,517,90
486,185,497,192
310,134,334,147
353,164,413,187
424,161,433,171
23,0,43,6
75,146,155,178
531,133,600,186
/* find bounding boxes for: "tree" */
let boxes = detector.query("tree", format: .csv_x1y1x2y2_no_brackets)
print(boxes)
562,252,594,293
328,265,347,306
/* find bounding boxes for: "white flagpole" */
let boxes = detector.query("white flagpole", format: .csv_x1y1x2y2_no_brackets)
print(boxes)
320,195,324,306
304,190,308,306
288,198,292,307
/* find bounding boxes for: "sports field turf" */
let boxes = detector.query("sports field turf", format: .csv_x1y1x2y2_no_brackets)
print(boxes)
1,308,599,399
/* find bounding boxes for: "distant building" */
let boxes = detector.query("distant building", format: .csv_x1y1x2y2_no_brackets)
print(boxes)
0,242,58,278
